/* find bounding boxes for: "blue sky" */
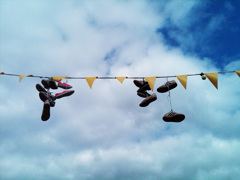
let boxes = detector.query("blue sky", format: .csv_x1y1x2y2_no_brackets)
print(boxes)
157,0,240,68
0,0,240,179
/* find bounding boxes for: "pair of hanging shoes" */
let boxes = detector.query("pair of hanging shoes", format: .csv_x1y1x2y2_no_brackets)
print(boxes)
134,80,157,107
36,84,74,101
158,80,185,122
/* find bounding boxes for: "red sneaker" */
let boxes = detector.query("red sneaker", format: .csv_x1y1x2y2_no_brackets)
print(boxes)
55,90,74,99
58,82,72,89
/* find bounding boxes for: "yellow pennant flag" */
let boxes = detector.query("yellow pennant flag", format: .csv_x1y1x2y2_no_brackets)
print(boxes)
205,72,218,89
85,77,97,89
53,76,68,82
116,77,127,84
19,75,32,82
176,75,188,89
235,71,240,77
144,76,157,91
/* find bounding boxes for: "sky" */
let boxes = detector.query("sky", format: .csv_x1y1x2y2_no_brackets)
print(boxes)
0,0,240,179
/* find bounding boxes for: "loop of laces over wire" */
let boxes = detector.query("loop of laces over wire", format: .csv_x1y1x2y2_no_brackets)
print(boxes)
166,77,173,112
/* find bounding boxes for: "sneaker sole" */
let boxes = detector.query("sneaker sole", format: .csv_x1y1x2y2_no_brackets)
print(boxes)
41,103,50,121
163,114,185,122
49,80,58,89
36,84,47,93
133,80,144,88
41,79,50,89
137,92,149,98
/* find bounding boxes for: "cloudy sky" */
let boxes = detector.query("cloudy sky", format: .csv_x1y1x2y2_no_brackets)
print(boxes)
1,0,240,179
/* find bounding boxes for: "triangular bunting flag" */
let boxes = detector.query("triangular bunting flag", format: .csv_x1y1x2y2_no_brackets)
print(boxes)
53,76,68,82
235,71,240,77
144,76,156,91
85,77,97,89
116,77,127,84
176,74,188,89
205,72,218,89
19,75,32,82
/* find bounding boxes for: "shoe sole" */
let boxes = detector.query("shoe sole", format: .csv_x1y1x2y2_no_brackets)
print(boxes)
163,114,185,122
41,79,50,89
55,90,74,99
49,80,58,89
36,84,47,93
133,80,144,88
137,92,150,98
139,93,157,107
41,102,50,121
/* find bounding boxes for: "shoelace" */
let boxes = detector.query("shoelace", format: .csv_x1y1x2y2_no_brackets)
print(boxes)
166,111,176,117
166,78,173,111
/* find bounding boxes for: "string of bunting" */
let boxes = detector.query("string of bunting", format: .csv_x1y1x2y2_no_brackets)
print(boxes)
1,71,240,90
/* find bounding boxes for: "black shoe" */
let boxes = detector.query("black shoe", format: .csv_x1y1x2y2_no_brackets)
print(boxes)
162,110,185,122
39,92,55,107
41,100,50,121
137,83,151,93
36,84,47,93
133,80,146,88
49,79,58,89
41,79,50,89
139,93,157,107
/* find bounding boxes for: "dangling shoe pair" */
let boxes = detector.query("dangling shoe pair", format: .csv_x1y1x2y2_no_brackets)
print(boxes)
133,80,157,107
157,80,185,122
36,81,74,121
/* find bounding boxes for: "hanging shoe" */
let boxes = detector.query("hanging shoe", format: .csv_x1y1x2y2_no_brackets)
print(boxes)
157,80,177,93
133,80,147,88
39,92,56,107
49,79,58,89
41,79,50,89
41,100,50,121
58,81,72,89
36,84,47,93
162,110,185,122
137,83,151,93
139,93,157,107
55,90,75,99
137,91,151,98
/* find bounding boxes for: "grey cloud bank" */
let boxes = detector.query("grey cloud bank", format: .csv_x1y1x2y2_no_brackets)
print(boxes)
0,0,240,179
